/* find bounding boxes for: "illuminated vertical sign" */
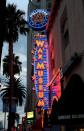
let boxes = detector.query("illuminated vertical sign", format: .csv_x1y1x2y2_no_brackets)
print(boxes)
51,69,61,103
33,34,49,109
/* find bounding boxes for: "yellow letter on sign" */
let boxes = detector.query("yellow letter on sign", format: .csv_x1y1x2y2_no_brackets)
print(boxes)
38,70,44,77
38,78,43,84
38,91,44,98
38,48,43,54
38,85,43,90
37,100,45,107
38,54,43,60
36,63,44,69
36,40,44,47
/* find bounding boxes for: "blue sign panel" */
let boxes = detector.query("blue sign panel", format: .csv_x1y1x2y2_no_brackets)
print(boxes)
28,9,49,30
33,34,49,109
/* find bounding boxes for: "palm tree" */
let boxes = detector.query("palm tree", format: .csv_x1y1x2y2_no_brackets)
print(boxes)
2,54,22,130
0,77,26,127
0,77,26,106
3,54,22,77
5,3,28,100
2,54,24,129
4,4,28,130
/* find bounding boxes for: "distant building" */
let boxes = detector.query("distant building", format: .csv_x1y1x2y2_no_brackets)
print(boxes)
0,121,3,130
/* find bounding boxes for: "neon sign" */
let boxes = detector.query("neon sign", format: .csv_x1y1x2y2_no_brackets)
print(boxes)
51,69,61,103
28,9,49,30
33,34,49,109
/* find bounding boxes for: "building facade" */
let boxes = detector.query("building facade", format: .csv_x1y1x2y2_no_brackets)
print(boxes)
47,0,84,130
47,0,84,88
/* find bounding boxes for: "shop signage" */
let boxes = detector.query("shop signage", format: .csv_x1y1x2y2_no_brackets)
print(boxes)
28,9,49,30
27,112,34,119
58,114,84,120
33,34,49,109
55,114,84,125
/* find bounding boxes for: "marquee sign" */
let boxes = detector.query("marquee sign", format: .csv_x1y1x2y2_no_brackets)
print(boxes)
28,9,49,30
33,34,49,109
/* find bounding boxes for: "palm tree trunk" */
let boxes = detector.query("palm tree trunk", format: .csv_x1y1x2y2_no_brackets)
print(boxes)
8,39,14,131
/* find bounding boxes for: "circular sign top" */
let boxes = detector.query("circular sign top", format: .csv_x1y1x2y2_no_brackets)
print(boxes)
28,9,49,30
